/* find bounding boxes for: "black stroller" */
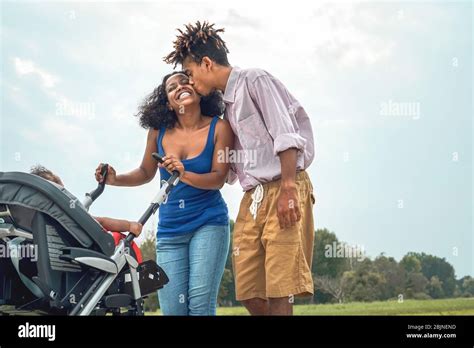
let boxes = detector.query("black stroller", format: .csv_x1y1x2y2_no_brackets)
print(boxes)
0,153,177,316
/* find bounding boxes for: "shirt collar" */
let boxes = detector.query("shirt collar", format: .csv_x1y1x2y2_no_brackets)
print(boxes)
223,66,241,104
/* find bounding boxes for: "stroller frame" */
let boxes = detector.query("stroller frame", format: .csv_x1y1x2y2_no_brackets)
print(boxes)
0,153,178,316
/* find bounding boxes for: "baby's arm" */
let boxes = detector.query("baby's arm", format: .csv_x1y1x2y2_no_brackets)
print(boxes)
94,216,143,236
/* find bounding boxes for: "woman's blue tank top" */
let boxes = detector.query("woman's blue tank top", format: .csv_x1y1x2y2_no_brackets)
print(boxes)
156,116,229,238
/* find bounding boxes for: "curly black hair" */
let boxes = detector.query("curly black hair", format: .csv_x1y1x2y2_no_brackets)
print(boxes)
136,71,225,130
164,21,230,68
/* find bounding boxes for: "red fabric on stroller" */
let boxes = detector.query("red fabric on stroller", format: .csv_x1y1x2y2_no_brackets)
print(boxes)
110,232,143,264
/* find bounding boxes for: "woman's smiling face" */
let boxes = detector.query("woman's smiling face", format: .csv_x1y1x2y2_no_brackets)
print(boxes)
165,73,200,113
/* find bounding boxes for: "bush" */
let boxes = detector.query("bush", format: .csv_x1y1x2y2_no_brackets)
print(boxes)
140,231,160,312
143,292,159,312
412,292,432,300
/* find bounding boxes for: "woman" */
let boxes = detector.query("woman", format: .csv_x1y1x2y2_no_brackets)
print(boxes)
95,71,234,315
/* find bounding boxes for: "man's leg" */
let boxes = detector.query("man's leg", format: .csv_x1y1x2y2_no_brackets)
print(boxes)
261,172,315,316
232,192,267,315
268,297,293,316
241,298,269,315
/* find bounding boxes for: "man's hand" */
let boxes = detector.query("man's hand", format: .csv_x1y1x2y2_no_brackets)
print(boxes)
277,148,301,229
277,182,301,229
128,221,143,237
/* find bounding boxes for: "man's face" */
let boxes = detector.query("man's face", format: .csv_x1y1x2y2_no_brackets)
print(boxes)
182,56,214,97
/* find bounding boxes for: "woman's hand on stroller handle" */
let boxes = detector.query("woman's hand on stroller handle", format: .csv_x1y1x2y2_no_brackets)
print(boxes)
95,163,117,185
152,152,183,178
86,164,110,204
120,154,180,244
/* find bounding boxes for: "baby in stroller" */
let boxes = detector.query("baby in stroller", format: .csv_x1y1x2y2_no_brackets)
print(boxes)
29,165,143,263
0,153,177,315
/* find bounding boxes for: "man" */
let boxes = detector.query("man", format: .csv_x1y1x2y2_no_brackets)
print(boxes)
164,21,316,315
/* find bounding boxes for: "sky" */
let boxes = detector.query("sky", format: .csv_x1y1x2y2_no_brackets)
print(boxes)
0,0,472,277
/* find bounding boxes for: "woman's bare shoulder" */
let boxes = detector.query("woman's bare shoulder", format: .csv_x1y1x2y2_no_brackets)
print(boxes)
214,118,233,143
215,117,232,132
147,127,159,138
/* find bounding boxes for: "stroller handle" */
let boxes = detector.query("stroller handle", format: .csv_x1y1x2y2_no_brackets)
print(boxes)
152,152,180,177
125,153,180,243
87,164,109,201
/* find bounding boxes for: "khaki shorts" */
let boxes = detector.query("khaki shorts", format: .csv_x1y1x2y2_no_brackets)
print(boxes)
232,171,315,301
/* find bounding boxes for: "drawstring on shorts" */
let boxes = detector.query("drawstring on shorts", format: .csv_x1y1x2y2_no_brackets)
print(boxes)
249,184,264,220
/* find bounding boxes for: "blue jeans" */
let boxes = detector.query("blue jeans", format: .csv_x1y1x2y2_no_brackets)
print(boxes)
156,224,230,315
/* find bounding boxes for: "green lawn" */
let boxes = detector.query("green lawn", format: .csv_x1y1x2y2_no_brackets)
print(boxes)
148,297,474,316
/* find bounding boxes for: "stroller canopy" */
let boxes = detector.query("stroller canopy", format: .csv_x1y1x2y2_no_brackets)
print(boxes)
0,172,114,255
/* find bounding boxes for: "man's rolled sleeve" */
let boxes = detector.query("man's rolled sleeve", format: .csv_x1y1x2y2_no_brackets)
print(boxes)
274,133,307,156
226,165,238,185
249,75,307,155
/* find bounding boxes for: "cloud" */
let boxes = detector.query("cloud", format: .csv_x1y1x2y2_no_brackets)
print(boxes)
305,3,396,68
36,116,101,163
13,57,59,88
10,57,101,161
220,9,260,29
11,57,100,122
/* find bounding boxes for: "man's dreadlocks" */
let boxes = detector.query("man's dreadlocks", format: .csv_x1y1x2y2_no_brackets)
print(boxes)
164,21,230,68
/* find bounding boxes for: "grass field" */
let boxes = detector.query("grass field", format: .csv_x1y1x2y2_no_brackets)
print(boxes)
148,297,474,315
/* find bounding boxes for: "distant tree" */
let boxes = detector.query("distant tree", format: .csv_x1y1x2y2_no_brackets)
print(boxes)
140,231,157,262
427,276,444,299
312,229,352,303
341,259,386,302
405,272,428,298
419,253,456,297
313,228,350,277
314,274,350,303
400,253,428,298
218,269,235,306
400,254,422,274
404,252,456,297
140,231,159,312
457,276,474,297
218,219,237,306
373,254,406,299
